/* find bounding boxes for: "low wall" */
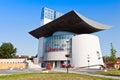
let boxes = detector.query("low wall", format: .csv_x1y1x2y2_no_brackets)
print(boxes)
0,63,26,70
0,59,27,70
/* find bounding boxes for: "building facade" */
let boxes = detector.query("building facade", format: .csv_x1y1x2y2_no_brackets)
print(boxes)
29,7,110,69
41,7,63,25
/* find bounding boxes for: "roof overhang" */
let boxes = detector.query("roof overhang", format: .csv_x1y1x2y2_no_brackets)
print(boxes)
29,10,111,39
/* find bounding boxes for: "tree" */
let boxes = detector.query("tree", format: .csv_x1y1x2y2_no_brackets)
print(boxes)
110,43,116,63
0,42,17,58
103,56,110,63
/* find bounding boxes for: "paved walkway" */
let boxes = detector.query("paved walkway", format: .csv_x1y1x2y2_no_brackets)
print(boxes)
52,68,120,80
0,68,42,75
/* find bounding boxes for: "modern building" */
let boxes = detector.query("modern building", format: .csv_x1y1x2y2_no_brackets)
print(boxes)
41,7,63,25
29,7,110,69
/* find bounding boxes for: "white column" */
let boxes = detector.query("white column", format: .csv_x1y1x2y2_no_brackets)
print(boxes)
37,37,45,60
53,61,55,68
57,61,61,68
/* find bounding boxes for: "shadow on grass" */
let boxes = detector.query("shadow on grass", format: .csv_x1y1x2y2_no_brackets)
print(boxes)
103,74,120,77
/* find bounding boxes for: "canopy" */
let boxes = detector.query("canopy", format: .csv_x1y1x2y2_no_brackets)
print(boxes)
29,10,110,39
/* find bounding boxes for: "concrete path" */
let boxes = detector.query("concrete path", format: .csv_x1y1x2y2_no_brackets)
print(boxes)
52,68,120,80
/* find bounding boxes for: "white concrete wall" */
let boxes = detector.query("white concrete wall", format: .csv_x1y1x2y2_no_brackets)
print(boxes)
45,51,67,61
41,18,52,25
72,34,104,68
38,18,52,59
26,60,41,69
0,59,26,63
37,37,45,58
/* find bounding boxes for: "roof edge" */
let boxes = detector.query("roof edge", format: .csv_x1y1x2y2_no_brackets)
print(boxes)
73,11,111,30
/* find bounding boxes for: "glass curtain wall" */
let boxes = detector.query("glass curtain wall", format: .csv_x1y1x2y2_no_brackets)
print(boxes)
45,35,73,54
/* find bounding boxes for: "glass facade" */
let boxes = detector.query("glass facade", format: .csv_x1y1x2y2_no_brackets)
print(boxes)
45,35,73,53
41,7,63,20
41,7,54,20
54,11,63,19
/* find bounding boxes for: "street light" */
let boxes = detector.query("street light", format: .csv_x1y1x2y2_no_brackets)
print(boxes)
65,54,70,74
65,40,70,73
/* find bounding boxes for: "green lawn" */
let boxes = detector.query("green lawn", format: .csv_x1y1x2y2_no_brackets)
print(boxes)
95,69,120,76
0,72,118,80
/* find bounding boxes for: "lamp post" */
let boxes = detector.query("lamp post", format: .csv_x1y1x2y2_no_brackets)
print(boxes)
65,54,69,74
65,40,70,73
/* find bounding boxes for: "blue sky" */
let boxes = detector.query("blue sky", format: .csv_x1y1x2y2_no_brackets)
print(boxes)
0,0,120,56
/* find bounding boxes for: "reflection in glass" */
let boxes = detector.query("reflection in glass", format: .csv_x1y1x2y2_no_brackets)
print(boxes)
45,35,73,53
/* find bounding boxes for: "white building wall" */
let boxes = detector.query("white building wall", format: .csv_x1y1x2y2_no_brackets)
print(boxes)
37,37,45,59
45,51,67,61
72,34,104,68
41,18,52,25
0,59,26,63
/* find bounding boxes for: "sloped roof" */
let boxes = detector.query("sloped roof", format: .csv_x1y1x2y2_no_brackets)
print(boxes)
29,10,110,39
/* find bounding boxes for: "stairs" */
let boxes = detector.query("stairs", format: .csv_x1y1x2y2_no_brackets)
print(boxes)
27,60,41,69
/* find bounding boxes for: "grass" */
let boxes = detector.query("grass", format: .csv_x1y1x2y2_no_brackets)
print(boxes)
95,69,120,76
0,72,118,80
